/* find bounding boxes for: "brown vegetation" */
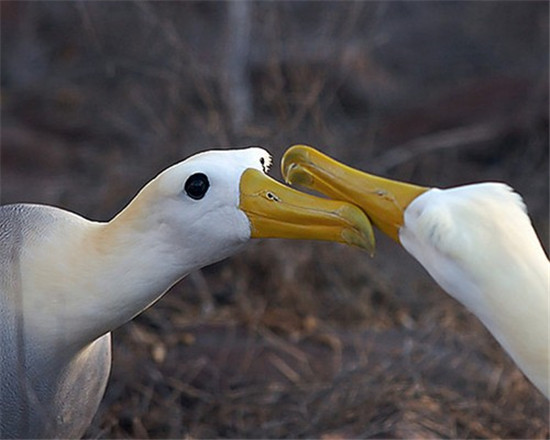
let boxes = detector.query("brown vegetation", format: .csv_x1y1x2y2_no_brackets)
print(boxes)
1,2,548,438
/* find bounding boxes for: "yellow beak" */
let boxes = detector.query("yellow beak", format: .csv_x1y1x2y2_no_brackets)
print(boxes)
281,145,429,242
239,168,375,254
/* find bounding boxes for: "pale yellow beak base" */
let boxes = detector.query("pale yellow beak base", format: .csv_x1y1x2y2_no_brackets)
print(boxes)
281,145,429,242
239,168,375,254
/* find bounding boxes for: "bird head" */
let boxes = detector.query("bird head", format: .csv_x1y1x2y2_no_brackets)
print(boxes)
122,147,375,271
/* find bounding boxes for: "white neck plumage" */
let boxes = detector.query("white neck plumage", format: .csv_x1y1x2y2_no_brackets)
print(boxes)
21,198,193,354
401,186,550,397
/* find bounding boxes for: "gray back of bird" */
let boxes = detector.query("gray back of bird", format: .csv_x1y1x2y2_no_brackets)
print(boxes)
0,205,112,438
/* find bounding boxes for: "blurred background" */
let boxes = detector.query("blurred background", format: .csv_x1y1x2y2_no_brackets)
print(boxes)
1,2,548,438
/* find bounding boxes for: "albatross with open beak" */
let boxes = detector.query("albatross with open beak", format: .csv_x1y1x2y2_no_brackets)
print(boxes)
282,144,549,398
0,147,374,438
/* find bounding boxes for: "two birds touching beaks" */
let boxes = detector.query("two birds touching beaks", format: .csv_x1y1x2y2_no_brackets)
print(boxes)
1,144,548,438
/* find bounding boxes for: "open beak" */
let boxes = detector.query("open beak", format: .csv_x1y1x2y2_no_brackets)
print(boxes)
239,168,375,254
281,145,429,242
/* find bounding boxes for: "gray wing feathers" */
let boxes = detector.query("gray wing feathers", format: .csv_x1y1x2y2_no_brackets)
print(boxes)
0,205,111,438
0,205,30,437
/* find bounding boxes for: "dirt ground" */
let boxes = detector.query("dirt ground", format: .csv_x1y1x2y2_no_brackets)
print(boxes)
1,2,549,438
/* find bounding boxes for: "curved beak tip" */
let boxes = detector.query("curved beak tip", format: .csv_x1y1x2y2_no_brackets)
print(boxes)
340,206,376,255
281,145,312,179
345,230,376,256
284,163,314,187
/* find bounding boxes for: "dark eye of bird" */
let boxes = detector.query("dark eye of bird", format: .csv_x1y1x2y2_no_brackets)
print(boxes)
184,173,210,200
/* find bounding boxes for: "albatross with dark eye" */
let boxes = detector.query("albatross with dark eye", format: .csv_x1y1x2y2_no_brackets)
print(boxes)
282,144,549,399
184,173,210,200
0,147,375,438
